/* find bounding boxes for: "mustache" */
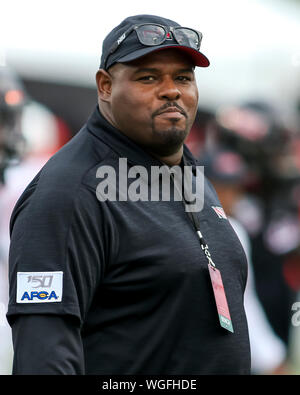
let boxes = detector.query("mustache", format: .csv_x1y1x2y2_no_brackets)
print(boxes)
151,102,187,118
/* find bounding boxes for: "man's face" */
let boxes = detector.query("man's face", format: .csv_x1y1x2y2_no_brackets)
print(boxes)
104,49,199,157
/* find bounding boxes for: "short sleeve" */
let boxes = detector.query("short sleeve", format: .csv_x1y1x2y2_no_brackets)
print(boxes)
7,173,116,326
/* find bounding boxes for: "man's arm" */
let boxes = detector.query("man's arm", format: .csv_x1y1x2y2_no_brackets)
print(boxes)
11,314,84,374
7,169,118,374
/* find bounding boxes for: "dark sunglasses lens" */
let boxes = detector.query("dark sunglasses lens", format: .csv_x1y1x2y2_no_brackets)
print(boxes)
136,25,165,46
175,28,200,49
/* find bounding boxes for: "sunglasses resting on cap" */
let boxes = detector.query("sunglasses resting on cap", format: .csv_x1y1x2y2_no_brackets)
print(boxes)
100,14,210,70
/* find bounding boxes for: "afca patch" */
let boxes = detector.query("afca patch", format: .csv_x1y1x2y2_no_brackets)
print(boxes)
16,271,63,303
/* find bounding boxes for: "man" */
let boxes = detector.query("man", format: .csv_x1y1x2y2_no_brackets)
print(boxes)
7,14,250,374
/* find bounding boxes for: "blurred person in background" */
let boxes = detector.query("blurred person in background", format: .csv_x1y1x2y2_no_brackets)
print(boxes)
0,65,26,374
187,101,300,372
184,106,214,159
283,97,300,374
0,65,72,374
211,102,299,346
0,66,26,184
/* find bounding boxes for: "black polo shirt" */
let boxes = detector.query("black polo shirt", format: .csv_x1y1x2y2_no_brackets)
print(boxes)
7,106,250,374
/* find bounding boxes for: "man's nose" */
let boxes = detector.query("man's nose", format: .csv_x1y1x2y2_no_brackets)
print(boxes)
157,77,181,101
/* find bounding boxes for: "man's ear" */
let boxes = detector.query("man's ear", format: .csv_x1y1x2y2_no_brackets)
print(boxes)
96,69,112,102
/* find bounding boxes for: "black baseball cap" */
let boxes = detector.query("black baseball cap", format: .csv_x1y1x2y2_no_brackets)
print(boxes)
100,14,210,70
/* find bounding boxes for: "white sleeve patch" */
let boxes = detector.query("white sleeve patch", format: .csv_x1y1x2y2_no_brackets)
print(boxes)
16,271,63,303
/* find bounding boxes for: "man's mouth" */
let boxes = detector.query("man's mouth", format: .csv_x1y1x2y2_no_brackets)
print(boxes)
153,104,187,119
157,107,184,115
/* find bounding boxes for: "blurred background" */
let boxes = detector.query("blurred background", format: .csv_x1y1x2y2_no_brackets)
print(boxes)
1,0,300,375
